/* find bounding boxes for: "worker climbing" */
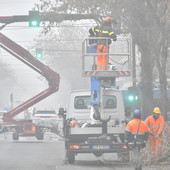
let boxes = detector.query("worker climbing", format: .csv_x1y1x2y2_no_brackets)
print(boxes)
89,17,117,70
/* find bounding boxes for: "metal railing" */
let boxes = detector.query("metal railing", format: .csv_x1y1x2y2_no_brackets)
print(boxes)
82,36,132,77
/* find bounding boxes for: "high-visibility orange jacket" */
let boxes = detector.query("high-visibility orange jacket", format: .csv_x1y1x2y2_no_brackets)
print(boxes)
145,115,165,135
125,118,148,145
89,22,117,71
89,23,117,45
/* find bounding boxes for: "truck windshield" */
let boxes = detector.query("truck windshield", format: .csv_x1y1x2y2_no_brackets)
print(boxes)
74,95,117,109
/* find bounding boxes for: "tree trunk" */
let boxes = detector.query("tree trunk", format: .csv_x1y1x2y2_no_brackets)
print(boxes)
157,39,168,120
140,45,153,118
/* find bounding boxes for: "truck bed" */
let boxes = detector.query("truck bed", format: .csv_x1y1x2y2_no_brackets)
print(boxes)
70,126,125,134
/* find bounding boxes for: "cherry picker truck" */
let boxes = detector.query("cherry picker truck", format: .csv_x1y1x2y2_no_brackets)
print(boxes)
59,36,132,163
0,11,102,140
0,31,61,140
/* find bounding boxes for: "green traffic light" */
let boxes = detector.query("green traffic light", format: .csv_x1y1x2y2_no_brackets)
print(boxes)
35,48,43,60
128,95,138,101
36,53,42,59
128,95,134,101
29,19,40,27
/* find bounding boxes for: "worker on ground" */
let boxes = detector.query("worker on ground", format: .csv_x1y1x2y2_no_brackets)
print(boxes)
125,109,148,170
145,107,165,160
89,17,117,70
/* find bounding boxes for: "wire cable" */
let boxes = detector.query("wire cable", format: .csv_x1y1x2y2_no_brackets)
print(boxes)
109,57,128,65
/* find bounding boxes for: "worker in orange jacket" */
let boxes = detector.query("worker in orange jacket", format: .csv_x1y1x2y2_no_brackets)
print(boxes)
125,109,148,170
145,107,165,159
89,17,117,70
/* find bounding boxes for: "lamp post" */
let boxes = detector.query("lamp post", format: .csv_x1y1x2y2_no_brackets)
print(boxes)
10,92,13,109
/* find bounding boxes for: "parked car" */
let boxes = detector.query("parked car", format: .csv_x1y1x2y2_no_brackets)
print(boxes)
33,110,57,119
33,109,60,133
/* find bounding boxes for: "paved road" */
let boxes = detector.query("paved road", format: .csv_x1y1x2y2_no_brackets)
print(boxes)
0,133,169,170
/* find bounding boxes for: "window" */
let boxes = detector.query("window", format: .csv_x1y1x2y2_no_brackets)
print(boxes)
74,96,91,109
74,95,117,109
103,95,117,109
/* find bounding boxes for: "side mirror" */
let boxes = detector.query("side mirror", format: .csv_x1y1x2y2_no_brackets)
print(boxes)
58,108,66,118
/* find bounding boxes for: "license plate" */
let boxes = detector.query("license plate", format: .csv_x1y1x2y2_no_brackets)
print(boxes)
92,145,110,149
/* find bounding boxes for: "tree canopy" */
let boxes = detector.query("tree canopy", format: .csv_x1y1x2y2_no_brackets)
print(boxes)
34,0,170,116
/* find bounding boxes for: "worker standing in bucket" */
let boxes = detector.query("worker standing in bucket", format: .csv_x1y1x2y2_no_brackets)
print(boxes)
125,109,148,170
145,107,165,160
89,17,117,70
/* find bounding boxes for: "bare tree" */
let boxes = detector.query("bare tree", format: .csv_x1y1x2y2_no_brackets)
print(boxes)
156,0,170,119
34,0,170,117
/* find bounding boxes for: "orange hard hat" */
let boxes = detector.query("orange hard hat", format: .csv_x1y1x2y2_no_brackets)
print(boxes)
103,17,113,23
153,107,161,114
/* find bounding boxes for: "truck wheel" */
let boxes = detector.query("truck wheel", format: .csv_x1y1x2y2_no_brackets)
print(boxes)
67,151,75,164
36,132,44,140
12,132,19,140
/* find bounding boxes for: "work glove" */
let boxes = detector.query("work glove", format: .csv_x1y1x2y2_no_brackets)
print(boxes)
149,131,154,136
111,35,117,42
142,141,146,149
155,134,160,138
112,36,117,41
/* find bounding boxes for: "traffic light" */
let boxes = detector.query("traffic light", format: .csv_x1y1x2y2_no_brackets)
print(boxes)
29,19,40,27
127,93,138,102
127,86,139,102
29,11,40,27
35,48,43,60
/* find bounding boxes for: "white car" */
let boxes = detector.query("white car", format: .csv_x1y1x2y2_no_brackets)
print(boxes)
33,110,58,125
34,110,57,119
33,110,59,132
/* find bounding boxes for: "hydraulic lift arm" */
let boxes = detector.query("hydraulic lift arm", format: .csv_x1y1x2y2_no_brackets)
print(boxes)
0,12,103,126
0,32,60,125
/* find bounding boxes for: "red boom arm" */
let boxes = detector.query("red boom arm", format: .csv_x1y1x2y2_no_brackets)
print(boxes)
0,32,60,125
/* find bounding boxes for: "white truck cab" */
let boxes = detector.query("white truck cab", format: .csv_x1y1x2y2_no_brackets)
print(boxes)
65,89,126,127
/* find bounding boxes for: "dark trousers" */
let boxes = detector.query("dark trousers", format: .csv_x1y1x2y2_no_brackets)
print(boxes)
132,145,142,170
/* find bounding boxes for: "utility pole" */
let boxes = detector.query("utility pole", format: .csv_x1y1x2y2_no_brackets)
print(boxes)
10,93,13,109
132,39,136,87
